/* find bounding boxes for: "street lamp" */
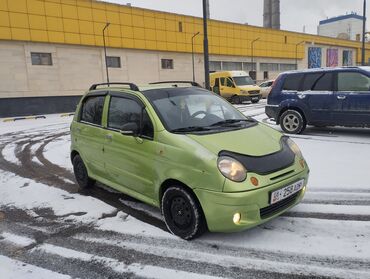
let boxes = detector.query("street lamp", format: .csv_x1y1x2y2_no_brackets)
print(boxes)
251,38,260,79
362,0,367,65
102,22,110,84
295,40,305,70
192,32,200,82
202,0,210,89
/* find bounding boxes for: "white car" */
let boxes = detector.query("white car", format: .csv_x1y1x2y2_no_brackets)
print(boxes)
259,80,274,98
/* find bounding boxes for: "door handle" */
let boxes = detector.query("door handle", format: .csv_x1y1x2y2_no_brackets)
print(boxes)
297,93,306,99
337,95,346,100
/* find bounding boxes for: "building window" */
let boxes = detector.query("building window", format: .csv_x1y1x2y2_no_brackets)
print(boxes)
210,61,222,72
260,63,279,72
178,21,183,32
107,56,121,68
31,52,53,66
222,61,242,71
279,63,296,71
242,62,257,71
161,59,174,69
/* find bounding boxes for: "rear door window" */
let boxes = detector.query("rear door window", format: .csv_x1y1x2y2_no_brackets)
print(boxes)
312,73,334,91
282,74,304,91
80,96,105,125
338,72,370,92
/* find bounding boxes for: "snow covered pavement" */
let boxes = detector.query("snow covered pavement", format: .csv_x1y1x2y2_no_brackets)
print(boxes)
0,102,369,279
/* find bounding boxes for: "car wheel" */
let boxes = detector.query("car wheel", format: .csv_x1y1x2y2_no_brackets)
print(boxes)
161,186,206,240
72,155,95,189
231,95,241,104
280,110,306,134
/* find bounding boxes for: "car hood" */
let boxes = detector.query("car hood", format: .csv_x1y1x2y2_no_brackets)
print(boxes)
187,123,283,156
238,85,260,91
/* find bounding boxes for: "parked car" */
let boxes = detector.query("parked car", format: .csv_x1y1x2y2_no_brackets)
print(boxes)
71,81,309,240
210,71,262,104
265,67,370,134
259,80,275,98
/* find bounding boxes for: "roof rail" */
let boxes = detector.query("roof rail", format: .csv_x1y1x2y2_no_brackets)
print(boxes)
89,82,139,91
149,81,202,87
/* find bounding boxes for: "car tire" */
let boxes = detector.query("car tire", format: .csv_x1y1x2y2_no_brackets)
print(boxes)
231,95,241,104
280,110,306,134
161,186,206,240
72,155,95,189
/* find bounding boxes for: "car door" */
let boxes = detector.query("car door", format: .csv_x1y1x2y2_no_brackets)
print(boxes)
103,93,157,201
220,77,237,98
298,72,335,124
74,93,107,178
334,71,370,125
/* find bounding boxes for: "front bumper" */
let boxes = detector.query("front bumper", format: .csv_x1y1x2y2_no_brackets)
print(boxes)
237,94,262,102
194,167,309,233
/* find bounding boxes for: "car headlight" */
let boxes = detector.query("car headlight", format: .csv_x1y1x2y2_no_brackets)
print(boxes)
286,138,302,158
217,156,247,182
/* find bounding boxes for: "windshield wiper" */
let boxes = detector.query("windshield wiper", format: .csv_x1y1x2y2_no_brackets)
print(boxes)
210,119,255,127
170,126,212,133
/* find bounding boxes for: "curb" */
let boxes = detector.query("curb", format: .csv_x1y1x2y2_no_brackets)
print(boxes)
60,113,75,117
3,115,47,122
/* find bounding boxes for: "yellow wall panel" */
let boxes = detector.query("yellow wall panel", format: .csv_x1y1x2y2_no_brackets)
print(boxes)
92,9,106,22
166,31,177,43
0,0,8,10
121,26,133,38
76,0,91,8
91,2,106,11
47,17,64,31
105,3,119,12
155,18,166,31
156,41,167,51
176,43,186,52
0,26,11,39
134,39,145,49
144,28,156,41
45,2,62,17
108,36,121,47
121,38,134,49
165,19,176,31
64,32,80,44
93,22,105,35
107,24,120,37
0,11,9,26
80,34,95,45
61,0,77,5
30,29,48,41
11,28,31,40
63,18,79,33
143,17,155,29
62,4,78,19
145,40,156,49
132,15,144,27
106,11,120,24
166,42,177,51
133,27,145,40
119,13,132,26
79,20,94,34
78,7,92,21
27,0,45,15
48,31,65,43
119,5,131,14
156,30,166,41
9,13,29,29
7,0,27,13
29,15,47,30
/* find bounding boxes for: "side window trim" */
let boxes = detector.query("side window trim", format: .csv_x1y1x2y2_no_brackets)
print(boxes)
107,93,155,140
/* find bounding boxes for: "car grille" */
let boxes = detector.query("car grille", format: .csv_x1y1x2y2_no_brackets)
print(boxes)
260,190,301,219
249,90,260,95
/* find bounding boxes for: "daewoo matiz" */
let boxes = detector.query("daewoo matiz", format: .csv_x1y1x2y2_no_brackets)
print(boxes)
71,81,309,240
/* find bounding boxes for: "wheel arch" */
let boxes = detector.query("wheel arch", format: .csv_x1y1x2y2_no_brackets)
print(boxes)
277,106,307,125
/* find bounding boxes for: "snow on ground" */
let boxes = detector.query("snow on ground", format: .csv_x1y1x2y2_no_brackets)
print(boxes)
43,135,73,172
0,255,71,279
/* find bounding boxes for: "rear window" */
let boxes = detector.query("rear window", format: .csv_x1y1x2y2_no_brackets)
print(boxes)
338,72,370,91
282,74,304,91
80,96,105,125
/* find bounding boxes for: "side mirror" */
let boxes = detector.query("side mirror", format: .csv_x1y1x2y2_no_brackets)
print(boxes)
120,122,139,137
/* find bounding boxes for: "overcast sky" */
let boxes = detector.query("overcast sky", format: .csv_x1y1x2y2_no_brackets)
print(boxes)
103,0,368,34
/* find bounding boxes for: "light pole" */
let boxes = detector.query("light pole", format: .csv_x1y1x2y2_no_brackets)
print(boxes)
251,38,260,80
362,0,366,65
103,22,110,84
192,32,200,82
295,40,305,70
202,0,210,89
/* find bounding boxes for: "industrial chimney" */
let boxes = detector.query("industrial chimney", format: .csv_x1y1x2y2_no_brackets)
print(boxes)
263,0,280,29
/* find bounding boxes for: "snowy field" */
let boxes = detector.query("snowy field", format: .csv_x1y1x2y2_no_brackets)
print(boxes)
0,100,369,279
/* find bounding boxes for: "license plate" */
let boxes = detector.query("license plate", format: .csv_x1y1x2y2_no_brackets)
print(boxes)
270,179,304,205
252,97,258,101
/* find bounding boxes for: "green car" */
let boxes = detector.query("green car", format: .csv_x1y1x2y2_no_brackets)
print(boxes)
70,82,309,240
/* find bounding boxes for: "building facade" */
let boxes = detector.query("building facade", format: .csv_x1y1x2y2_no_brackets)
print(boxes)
318,13,365,41
0,0,370,104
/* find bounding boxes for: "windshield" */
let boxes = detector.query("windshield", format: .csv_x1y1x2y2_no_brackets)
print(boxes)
233,76,255,86
143,87,254,133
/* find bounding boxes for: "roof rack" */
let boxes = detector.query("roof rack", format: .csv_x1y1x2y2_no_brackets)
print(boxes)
89,82,139,91
149,81,202,87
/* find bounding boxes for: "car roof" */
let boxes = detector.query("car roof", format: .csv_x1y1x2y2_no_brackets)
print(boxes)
282,66,370,75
